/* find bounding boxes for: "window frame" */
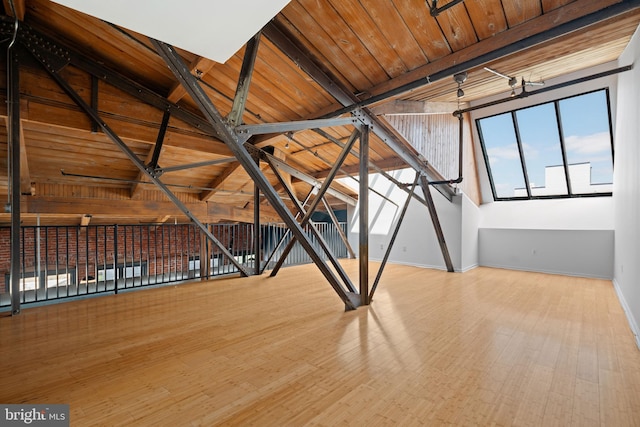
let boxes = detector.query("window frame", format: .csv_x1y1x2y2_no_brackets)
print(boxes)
476,88,615,201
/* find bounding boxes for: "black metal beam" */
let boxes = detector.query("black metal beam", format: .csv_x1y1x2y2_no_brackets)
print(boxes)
90,75,99,133
256,150,357,206
331,0,640,115
262,22,358,107
8,40,21,315
359,125,370,306
262,21,455,199
253,152,261,276
29,49,251,277
454,65,634,115
0,17,229,143
149,109,171,170
429,0,465,16
229,32,261,126
419,175,454,272
151,39,359,310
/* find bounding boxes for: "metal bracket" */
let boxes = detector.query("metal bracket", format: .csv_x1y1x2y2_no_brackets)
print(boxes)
19,26,71,73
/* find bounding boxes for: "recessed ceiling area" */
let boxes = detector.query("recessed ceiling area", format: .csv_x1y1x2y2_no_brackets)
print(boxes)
50,0,291,62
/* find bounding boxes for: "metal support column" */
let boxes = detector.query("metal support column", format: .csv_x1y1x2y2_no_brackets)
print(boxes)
370,172,420,301
8,40,21,315
152,40,358,309
253,153,261,275
419,175,455,272
359,125,370,306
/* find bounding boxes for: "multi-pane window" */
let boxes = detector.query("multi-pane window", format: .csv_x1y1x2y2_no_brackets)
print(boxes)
477,89,614,200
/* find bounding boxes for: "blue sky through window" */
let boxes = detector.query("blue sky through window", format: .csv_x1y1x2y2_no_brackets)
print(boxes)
477,89,613,199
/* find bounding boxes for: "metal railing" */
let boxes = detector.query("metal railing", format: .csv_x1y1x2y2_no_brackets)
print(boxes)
0,221,348,307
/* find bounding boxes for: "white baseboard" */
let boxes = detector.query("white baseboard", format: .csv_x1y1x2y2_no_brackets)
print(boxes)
613,278,640,351
458,263,478,273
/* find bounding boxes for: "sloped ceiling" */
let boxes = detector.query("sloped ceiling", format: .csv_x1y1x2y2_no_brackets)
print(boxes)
0,0,639,226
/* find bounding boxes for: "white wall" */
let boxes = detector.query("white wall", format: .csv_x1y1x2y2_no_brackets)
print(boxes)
477,198,614,278
345,169,468,272
613,26,640,349
479,197,614,230
461,194,479,271
469,63,618,279
479,228,613,279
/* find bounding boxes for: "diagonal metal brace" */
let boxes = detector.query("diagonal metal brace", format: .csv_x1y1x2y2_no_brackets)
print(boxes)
151,39,358,310
263,153,356,293
30,51,250,277
419,175,455,272
267,130,360,279
370,171,420,301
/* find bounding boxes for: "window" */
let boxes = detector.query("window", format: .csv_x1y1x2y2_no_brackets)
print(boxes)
477,89,614,200
5,268,76,292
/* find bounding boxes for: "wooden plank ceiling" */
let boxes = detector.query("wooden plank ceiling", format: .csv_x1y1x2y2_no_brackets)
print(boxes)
0,0,638,226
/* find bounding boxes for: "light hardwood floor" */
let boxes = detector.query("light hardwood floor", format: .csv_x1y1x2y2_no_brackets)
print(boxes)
1,261,639,426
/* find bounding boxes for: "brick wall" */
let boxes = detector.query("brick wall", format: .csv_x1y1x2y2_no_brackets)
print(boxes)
0,224,206,284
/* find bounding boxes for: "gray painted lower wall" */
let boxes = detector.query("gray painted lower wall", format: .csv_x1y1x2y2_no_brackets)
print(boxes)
478,228,614,279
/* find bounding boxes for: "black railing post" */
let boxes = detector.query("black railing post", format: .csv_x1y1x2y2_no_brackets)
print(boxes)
113,225,119,294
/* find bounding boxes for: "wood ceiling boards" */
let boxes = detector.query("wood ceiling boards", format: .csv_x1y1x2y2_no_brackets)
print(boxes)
0,0,638,226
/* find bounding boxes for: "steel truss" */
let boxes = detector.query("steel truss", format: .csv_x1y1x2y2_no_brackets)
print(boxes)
260,130,360,293
24,44,251,278
2,15,462,309
151,39,360,310
263,22,456,291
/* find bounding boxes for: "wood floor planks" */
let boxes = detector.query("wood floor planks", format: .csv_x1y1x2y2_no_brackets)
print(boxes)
1,261,639,426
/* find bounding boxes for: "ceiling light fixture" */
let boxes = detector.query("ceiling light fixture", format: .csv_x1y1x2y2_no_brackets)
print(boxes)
454,71,467,98
485,67,520,97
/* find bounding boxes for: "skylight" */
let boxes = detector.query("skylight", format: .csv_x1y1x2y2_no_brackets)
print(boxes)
51,0,291,63
477,89,614,200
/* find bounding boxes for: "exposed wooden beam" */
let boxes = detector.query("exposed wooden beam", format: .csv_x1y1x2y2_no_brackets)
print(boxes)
357,0,633,104
263,22,455,199
80,214,91,226
167,56,216,103
153,215,171,224
199,162,240,201
370,100,464,115
20,195,282,223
